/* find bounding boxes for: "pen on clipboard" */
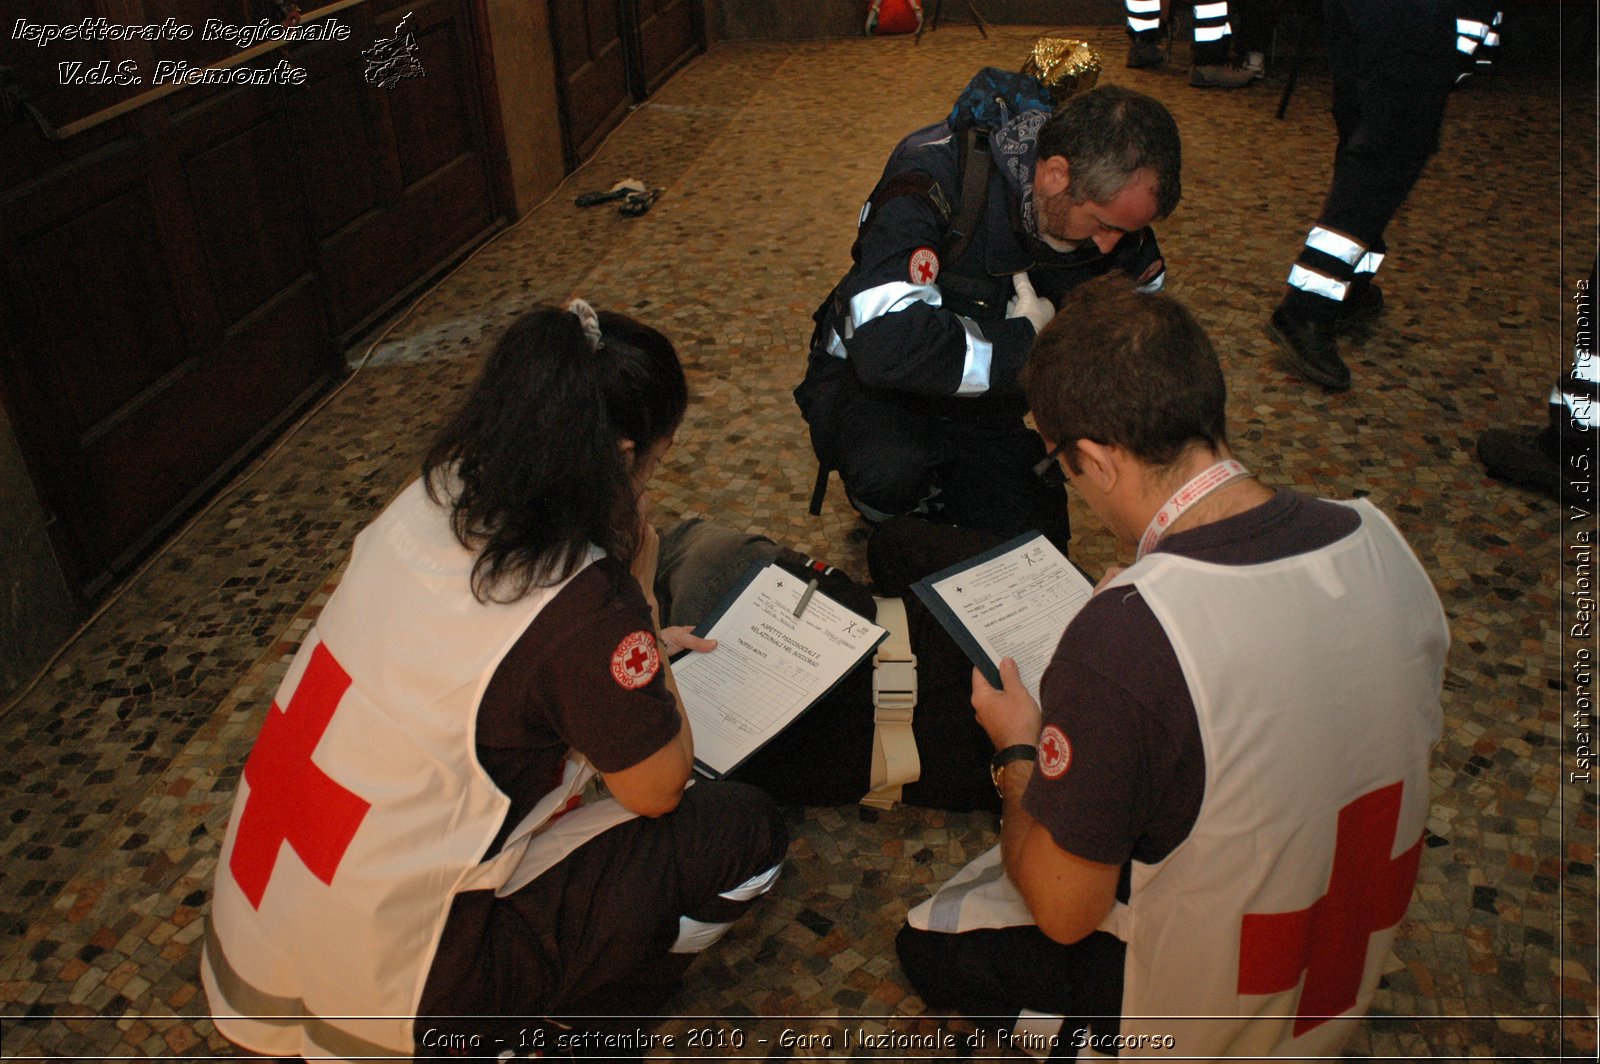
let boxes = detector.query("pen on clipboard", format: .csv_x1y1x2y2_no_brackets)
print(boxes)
793,577,820,617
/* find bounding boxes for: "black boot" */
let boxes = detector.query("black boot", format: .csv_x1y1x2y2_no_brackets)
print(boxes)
1267,306,1350,391
1337,281,1384,330
1477,425,1560,501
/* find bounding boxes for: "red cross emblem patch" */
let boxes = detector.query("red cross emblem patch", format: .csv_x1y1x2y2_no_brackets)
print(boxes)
1038,725,1071,778
611,630,660,689
230,642,371,909
1237,780,1422,1035
909,246,939,284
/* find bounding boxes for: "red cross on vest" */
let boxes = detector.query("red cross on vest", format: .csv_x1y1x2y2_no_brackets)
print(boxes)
1237,780,1422,1036
229,642,372,909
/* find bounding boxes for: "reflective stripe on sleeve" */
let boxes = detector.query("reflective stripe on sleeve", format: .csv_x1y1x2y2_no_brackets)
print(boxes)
825,280,943,359
832,280,993,395
848,280,942,328
1288,264,1349,303
1305,226,1366,265
956,315,995,395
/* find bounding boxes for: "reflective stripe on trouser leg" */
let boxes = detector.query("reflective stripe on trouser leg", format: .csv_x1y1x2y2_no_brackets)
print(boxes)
1289,226,1369,307
1126,0,1160,33
1287,264,1350,304
1354,250,1385,280
1193,1,1231,43
1556,387,1600,431
1304,226,1366,266
669,863,783,954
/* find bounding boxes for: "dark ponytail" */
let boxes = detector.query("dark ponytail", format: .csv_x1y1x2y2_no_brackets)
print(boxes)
421,304,688,602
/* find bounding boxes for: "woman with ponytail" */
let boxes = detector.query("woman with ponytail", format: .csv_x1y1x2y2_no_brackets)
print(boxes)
201,302,787,1060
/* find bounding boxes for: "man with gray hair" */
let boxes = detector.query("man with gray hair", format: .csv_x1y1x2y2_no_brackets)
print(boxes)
796,84,1181,553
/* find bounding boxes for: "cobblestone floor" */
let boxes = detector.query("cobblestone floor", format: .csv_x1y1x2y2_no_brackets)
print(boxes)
1,23,1595,1062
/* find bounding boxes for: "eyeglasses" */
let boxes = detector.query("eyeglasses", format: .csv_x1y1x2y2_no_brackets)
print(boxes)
1033,444,1066,486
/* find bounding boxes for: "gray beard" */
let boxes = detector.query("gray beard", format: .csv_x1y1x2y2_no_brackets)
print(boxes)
1032,195,1089,253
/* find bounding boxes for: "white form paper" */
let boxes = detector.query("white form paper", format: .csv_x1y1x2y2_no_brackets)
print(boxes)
923,535,1094,701
671,563,886,777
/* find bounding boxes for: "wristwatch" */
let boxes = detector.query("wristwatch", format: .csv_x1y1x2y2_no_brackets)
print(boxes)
989,743,1037,796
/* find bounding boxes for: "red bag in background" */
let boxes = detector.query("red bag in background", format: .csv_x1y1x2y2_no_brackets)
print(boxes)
865,0,924,35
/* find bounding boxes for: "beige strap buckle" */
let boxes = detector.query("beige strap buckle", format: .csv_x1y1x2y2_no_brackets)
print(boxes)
863,596,921,810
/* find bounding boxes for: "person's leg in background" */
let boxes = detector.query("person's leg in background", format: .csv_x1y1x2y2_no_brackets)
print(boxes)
1267,0,1455,391
1478,261,1598,502
1188,1,1256,87
1229,0,1280,80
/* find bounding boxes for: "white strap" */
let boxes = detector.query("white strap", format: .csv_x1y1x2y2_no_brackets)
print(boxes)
862,596,921,809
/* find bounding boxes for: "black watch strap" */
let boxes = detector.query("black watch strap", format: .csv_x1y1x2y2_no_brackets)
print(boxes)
989,743,1037,795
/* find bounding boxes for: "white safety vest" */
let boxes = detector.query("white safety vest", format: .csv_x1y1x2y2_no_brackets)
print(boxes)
911,501,1447,1059
201,479,637,1060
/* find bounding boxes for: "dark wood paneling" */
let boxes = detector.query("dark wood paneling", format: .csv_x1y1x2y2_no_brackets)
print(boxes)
548,0,704,169
291,66,384,239
0,0,505,596
319,153,495,336
388,12,475,187
184,118,314,326
9,178,192,436
87,279,333,575
549,0,631,167
1,0,141,131
636,0,702,94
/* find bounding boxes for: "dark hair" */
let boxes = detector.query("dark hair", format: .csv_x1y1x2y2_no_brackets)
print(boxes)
1036,85,1182,219
421,305,688,602
1023,275,1225,473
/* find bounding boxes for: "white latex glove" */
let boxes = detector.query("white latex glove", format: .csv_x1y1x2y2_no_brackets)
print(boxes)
1006,271,1056,335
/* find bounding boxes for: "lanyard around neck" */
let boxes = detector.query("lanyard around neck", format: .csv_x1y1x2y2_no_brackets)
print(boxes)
1135,460,1252,561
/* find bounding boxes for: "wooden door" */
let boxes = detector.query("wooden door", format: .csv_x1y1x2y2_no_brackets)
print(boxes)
549,0,633,166
548,0,705,169
0,0,503,597
635,0,704,95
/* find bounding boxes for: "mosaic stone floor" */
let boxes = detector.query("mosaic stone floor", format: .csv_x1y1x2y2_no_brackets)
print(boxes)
1,23,1596,1062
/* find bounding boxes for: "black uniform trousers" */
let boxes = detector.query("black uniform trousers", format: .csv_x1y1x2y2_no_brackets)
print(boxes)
417,781,786,1057
1283,0,1456,322
813,359,1072,555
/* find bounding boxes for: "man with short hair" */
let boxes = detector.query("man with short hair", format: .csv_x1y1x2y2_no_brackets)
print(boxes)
897,276,1447,1057
796,85,1180,553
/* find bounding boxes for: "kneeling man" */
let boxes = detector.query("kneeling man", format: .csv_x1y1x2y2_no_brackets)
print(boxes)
897,276,1447,1058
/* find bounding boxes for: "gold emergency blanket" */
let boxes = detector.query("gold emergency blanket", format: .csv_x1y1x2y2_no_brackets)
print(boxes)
1021,37,1101,103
